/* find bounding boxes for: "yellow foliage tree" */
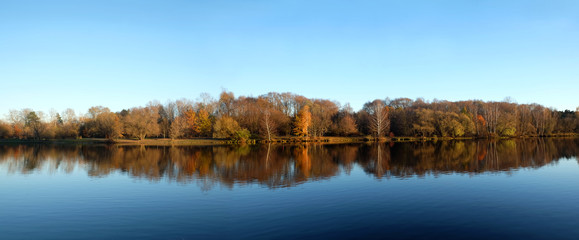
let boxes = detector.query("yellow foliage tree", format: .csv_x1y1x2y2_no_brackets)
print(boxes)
213,116,241,138
195,109,213,137
184,109,197,137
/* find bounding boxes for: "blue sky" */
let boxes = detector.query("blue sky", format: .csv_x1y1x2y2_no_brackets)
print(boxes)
1,0,578,118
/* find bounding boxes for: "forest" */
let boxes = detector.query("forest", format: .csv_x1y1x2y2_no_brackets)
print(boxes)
0,91,578,141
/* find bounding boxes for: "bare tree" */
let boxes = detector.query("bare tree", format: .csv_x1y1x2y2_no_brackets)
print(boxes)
8,109,27,139
260,110,276,141
531,105,556,136
367,100,390,138
124,106,160,140
482,102,499,135
61,108,79,138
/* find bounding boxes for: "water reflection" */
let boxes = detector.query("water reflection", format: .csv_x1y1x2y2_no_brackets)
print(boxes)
1,139,578,190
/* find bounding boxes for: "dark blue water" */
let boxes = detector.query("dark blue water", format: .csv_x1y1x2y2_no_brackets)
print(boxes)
1,139,578,239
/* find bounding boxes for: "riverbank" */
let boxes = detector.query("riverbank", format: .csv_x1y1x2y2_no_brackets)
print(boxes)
0,134,577,146
0,137,362,146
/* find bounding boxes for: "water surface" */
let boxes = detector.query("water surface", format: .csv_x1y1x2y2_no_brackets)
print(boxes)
1,139,578,239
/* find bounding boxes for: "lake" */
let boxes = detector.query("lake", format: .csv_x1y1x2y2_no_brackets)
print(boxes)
1,139,578,239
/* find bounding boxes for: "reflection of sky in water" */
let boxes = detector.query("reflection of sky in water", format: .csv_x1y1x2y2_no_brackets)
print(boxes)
0,142,578,239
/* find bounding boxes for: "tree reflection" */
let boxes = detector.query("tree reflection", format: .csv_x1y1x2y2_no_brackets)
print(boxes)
0,138,577,190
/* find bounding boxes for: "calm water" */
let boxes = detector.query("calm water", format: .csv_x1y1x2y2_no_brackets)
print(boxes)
1,139,579,239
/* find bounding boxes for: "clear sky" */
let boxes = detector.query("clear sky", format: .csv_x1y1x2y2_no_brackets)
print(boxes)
1,0,578,118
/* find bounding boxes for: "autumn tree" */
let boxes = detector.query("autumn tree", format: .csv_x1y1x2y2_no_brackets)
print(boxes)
157,101,177,138
388,98,414,136
458,113,476,137
0,121,13,138
335,114,358,136
434,112,465,137
309,99,338,137
124,106,160,140
195,109,213,137
7,109,23,139
170,116,187,140
476,114,487,136
412,108,435,137
25,111,43,139
82,107,122,140
97,112,122,140
213,116,242,139
60,108,80,139
293,105,311,137
331,104,358,136
183,109,197,137
218,90,235,117
234,96,261,134
496,105,517,137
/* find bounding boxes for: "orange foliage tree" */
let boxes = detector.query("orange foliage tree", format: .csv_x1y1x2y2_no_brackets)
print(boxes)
293,106,311,137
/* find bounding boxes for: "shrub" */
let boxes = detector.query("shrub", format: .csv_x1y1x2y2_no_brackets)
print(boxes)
232,129,251,142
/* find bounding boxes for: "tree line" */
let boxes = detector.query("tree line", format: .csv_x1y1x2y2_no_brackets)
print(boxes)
1,91,578,141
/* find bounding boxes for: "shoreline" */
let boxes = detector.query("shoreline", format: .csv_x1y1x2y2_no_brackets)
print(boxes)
0,134,577,146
